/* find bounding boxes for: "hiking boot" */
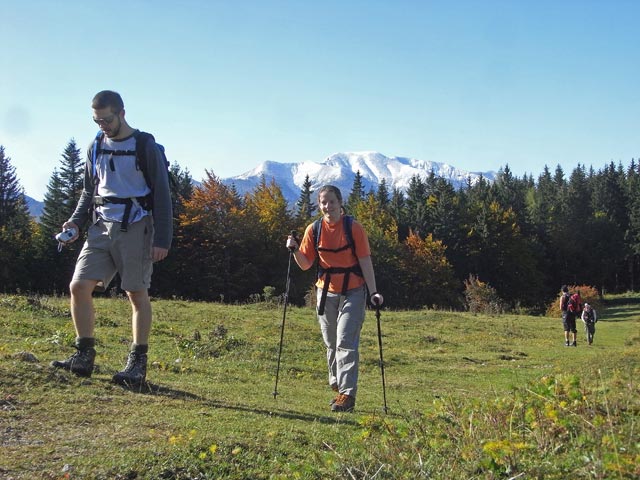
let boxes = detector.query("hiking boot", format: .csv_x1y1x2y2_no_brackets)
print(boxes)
112,352,147,386
329,384,339,406
50,347,96,377
564,341,570,347
572,341,577,347
331,394,355,412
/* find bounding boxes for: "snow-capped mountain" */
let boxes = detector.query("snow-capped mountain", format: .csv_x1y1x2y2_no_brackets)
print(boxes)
222,151,496,206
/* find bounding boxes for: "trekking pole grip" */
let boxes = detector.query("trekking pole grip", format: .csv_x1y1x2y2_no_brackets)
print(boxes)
288,230,298,252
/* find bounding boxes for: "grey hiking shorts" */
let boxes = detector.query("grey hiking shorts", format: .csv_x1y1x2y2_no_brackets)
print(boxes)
73,216,154,292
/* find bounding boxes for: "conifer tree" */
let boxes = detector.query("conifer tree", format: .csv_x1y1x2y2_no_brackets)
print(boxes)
35,139,85,292
626,159,640,290
405,174,427,237
389,187,408,240
294,174,316,227
347,170,365,210
376,178,390,209
0,146,34,291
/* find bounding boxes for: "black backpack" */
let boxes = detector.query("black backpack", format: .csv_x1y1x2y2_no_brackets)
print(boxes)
311,214,356,258
311,215,363,315
91,130,176,194
90,130,175,231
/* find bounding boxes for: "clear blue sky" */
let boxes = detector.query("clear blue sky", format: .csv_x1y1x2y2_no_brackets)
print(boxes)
2,0,639,201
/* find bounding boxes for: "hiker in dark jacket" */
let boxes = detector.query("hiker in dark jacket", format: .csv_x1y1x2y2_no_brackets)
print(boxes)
51,90,172,387
581,303,598,345
286,185,384,413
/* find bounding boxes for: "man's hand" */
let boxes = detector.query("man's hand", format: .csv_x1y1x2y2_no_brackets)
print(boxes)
61,221,80,243
152,247,169,262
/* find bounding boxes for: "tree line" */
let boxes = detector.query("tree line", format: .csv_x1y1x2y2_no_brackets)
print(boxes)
1,140,639,312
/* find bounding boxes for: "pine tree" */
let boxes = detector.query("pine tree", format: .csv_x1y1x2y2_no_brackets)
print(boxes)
405,174,427,237
34,139,85,292
0,146,34,291
295,174,316,227
347,170,365,211
626,159,640,290
376,178,390,209
389,187,408,240
169,161,193,217
0,146,30,225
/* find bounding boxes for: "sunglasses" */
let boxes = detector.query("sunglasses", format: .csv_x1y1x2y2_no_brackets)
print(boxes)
93,113,118,126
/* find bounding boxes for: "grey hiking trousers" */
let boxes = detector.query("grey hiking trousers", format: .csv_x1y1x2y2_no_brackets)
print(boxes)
317,285,367,398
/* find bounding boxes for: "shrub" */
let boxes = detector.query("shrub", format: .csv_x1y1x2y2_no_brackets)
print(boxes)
464,274,505,314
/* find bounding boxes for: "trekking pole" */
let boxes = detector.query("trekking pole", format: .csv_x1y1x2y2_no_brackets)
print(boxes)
273,231,297,400
373,297,388,413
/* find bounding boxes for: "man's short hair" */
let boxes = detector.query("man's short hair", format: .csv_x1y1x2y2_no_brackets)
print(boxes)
92,90,124,112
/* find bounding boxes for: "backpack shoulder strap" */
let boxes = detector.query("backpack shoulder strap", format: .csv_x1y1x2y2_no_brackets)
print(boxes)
91,131,104,181
133,130,155,188
343,215,356,257
312,218,322,252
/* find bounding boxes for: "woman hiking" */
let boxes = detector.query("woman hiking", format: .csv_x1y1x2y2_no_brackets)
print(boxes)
286,185,384,412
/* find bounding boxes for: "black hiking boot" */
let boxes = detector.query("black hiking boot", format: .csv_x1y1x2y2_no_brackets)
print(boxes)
112,351,148,387
50,347,96,377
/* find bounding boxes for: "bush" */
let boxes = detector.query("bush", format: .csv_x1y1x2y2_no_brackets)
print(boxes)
545,284,601,318
464,274,505,315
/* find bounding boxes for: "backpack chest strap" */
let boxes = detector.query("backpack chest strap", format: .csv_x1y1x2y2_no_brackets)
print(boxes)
316,264,363,315
317,244,352,253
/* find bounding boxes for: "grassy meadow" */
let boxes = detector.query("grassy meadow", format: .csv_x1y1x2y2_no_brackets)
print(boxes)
0,293,639,479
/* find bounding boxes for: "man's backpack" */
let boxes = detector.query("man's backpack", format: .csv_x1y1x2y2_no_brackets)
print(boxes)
132,131,176,192
568,293,581,313
90,130,175,231
311,215,363,315
91,130,176,196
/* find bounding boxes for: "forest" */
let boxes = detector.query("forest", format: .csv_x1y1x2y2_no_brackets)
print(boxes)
1,140,639,312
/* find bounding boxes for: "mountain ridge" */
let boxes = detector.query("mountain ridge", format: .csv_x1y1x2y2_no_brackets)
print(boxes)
223,151,496,206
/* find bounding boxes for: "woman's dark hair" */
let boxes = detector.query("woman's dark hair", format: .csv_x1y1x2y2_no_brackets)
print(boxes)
317,185,343,203
92,90,124,112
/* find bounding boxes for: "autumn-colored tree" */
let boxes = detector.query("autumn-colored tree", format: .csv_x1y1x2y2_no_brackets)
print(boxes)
349,193,402,305
398,231,460,309
171,171,248,301
243,176,295,298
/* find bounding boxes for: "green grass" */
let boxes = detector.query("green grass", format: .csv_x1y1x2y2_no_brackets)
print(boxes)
1,293,639,479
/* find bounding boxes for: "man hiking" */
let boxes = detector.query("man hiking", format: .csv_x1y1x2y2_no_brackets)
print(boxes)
51,90,172,387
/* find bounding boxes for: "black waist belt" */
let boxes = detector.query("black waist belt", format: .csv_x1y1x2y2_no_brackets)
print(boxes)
316,265,363,315
94,195,150,232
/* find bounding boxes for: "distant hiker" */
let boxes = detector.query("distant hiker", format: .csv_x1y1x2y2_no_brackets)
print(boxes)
286,185,384,412
51,90,172,387
581,303,597,345
560,285,578,347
